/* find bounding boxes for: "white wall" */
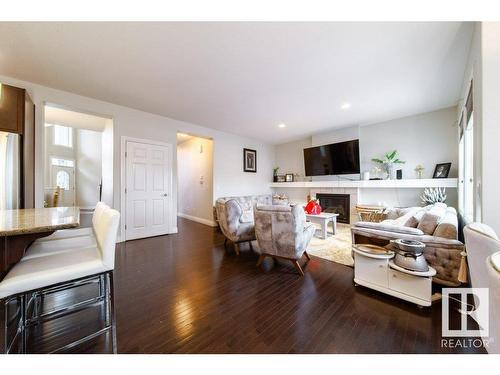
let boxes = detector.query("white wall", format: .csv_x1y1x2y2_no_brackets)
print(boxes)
360,107,458,180
75,129,102,208
177,136,215,226
274,107,459,208
274,137,312,179
0,74,274,241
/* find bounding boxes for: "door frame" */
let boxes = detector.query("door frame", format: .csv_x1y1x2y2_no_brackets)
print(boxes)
120,136,176,242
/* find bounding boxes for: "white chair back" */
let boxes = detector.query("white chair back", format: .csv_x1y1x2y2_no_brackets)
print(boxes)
487,253,500,354
92,201,108,229
93,204,120,270
464,223,500,289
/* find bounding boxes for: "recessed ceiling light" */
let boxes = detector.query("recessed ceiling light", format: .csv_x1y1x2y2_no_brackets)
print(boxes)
341,103,352,110
278,123,286,128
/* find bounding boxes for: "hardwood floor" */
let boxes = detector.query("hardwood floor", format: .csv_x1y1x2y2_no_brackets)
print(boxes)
26,218,485,354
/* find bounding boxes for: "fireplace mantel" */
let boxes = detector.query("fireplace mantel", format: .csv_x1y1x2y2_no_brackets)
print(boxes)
269,178,457,189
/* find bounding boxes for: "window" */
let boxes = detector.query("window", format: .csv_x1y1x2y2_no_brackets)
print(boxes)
53,125,73,147
51,158,74,167
56,170,70,190
458,81,474,223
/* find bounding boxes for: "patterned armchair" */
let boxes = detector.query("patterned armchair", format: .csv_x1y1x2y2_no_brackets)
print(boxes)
253,204,316,276
215,195,274,255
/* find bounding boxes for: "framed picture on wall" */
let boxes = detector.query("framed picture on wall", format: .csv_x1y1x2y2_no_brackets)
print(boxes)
432,162,451,178
243,148,257,173
285,173,294,182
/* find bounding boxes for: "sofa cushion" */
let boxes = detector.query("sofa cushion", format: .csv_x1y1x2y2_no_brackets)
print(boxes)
417,204,447,235
392,207,420,227
433,207,458,239
354,221,425,236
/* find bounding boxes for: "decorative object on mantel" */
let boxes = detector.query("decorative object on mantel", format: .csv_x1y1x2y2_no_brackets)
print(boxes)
370,165,384,180
396,169,402,179
433,162,451,178
304,198,322,215
421,187,447,205
273,166,280,182
285,173,294,182
362,171,370,180
243,148,257,173
415,164,425,179
276,175,286,183
372,150,405,180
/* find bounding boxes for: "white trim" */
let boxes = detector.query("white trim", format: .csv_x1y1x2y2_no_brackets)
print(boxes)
120,136,176,242
269,178,458,189
177,212,217,227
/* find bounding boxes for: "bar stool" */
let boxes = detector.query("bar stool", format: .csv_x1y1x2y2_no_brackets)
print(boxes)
34,202,107,243
22,202,107,261
0,204,120,353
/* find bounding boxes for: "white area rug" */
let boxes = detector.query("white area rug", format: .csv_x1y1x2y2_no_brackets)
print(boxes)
306,223,354,267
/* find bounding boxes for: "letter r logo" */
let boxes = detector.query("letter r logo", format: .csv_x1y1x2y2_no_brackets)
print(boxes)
442,288,489,337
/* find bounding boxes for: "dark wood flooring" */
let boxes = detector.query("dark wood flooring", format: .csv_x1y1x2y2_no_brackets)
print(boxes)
26,218,485,354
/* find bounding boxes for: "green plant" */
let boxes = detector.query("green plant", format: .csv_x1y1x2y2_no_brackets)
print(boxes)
273,166,280,176
371,150,405,165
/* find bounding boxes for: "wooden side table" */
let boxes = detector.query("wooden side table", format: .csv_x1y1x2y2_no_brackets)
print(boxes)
305,213,339,239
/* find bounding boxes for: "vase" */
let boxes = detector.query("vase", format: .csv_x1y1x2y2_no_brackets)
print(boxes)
385,163,395,180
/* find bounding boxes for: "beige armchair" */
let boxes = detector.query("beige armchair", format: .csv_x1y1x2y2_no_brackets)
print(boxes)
464,223,500,354
253,204,316,276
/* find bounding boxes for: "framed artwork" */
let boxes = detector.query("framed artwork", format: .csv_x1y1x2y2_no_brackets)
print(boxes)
433,162,451,178
276,175,286,182
285,173,294,182
243,148,257,173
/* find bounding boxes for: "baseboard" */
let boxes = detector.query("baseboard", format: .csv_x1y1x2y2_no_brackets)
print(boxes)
177,212,217,227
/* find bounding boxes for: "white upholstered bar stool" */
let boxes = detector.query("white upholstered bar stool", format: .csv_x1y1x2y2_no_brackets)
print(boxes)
0,204,120,354
34,202,107,243
23,202,107,261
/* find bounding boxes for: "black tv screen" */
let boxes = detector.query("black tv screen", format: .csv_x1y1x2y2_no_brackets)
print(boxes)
304,139,360,176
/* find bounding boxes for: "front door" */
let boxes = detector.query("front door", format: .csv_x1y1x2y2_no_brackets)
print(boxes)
51,164,75,206
125,140,172,240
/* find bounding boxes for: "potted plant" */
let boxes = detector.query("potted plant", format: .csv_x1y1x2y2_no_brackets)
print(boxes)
273,167,280,182
372,150,405,180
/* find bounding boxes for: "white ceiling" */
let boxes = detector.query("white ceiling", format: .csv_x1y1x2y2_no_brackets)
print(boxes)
45,105,108,132
0,22,473,144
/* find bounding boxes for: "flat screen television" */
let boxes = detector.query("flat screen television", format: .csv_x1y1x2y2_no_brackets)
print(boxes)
303,139,360,176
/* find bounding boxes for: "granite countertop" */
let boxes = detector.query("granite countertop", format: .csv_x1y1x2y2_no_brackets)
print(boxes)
0,207,80,236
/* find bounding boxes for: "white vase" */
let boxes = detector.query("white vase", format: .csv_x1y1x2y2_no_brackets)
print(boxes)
385,163,395,180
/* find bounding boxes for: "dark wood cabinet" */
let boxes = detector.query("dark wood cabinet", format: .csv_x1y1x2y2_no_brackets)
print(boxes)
0,83,35,208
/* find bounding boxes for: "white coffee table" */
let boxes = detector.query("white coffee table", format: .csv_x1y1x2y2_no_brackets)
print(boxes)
305,212,339,239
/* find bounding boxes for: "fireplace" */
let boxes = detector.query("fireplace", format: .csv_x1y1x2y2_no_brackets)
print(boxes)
316,194,350,224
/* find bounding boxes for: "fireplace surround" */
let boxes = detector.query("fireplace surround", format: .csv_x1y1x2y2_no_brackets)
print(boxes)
316,193,351,224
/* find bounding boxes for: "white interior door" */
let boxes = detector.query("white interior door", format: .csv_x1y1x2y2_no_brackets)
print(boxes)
125,140,172,240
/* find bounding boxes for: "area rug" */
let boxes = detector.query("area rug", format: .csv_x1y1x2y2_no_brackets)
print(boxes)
306,223,354,267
